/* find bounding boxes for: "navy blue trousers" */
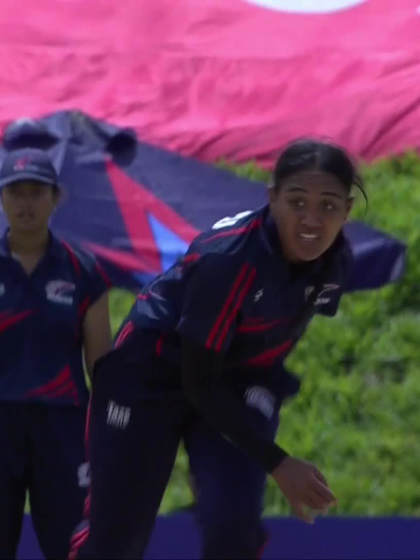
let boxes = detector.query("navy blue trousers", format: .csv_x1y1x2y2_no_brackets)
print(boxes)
74,351,280,559
0,403,88,560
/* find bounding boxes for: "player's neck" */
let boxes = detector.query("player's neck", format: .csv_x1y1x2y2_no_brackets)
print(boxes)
8,228,49,257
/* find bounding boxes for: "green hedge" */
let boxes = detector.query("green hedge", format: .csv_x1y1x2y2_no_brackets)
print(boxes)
109,152,420,516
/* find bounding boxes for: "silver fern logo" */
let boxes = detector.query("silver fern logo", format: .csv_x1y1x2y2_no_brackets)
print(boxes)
45,280,75,305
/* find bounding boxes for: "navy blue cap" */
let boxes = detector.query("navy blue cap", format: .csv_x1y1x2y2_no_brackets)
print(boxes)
0,148,58,189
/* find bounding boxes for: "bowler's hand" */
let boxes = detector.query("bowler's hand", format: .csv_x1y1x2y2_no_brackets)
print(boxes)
271,456,337,524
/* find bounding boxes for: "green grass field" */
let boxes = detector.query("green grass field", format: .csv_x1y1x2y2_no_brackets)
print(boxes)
109,152,420,517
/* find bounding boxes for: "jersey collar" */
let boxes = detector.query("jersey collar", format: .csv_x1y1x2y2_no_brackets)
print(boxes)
0,228,62,260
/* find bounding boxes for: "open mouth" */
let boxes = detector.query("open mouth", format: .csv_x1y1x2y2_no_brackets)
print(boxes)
299,233,320,241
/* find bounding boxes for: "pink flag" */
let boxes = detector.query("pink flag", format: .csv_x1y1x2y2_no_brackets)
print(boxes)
0,0,419,164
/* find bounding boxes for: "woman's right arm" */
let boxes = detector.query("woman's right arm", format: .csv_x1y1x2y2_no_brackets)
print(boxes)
182,337,336,523
182,336,288,471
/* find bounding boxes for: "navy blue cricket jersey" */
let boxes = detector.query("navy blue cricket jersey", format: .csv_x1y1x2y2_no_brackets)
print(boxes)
0,230,110,406
115,205,352,386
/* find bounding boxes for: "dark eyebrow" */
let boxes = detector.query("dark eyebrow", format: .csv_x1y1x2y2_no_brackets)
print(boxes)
284,186,307,193
321,191,346,200
284,186,345,200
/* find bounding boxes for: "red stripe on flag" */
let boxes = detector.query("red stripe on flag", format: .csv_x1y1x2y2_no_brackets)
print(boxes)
84,242,158,274
105,160,199,275
206,263,250,350
214,267,256,352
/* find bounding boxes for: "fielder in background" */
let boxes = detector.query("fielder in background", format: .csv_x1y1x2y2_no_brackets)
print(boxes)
0,148,111,559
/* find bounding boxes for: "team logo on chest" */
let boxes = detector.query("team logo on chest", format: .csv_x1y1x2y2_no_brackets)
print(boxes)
45,280,76,305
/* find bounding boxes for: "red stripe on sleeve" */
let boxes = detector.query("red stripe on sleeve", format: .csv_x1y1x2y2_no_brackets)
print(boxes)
245,339,293,368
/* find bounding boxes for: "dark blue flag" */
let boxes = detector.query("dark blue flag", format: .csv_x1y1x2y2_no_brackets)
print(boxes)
0,111,405,292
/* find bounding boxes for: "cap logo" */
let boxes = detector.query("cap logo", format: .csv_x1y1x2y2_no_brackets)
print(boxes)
13,157,31,171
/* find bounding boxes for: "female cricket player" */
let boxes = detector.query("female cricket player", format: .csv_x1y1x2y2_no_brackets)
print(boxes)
72,139,366,559
0,148,112,559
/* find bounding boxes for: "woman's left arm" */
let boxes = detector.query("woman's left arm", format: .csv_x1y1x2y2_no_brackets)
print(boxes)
83,292,112,377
